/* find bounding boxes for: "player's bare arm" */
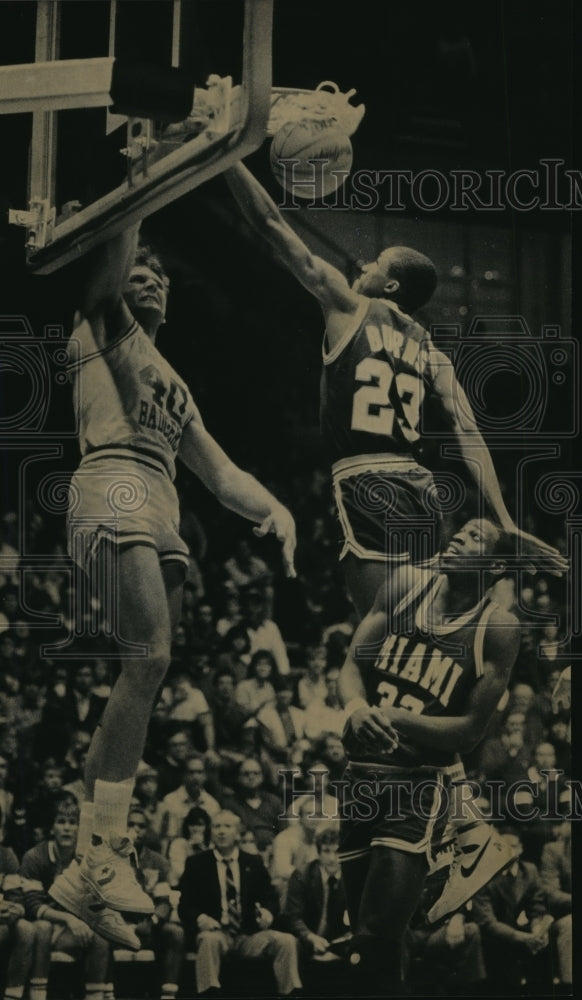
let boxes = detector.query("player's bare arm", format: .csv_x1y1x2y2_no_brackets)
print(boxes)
382,608,520,753
225,162,361,341
74,224,141,349
431,348,567,576
178,414,296,578
338,566,418,751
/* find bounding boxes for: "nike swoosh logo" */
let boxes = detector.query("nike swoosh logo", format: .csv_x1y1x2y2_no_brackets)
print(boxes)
95,868,116,887
460,837,491,878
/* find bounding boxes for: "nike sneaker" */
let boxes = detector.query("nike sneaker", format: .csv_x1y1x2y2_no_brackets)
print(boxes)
79,834,153,914
49,860,141,949
427,824,514,924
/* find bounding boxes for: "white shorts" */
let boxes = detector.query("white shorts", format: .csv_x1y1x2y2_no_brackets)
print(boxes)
67,453,190,572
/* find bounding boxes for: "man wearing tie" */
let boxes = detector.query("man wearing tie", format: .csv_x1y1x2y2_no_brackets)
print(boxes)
285,828,348,957
178,810,302,996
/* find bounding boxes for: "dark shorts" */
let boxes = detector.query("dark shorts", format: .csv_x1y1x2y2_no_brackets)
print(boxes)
331,455,442,564
338,762,451,863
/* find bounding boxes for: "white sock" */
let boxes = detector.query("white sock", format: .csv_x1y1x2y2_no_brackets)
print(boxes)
84,985,105,1000
4,987,25,1000
77,801,96,858
93,778,134,841
29,978,48,1000
161,985,179,1000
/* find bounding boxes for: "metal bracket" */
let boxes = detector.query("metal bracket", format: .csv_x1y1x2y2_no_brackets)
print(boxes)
8,199,56,250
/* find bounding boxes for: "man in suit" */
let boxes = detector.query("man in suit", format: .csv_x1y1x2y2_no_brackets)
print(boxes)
540,806,572,990
178,810,302,996
472,827,554,994
285,827,348,955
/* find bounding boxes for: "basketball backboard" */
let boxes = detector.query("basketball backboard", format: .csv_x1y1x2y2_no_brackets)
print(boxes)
2,0,274,273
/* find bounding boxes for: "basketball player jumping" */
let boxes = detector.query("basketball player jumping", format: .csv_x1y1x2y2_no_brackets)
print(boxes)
337,517,520,994
49,225,296,947
224,161,567,917
225,161,566,613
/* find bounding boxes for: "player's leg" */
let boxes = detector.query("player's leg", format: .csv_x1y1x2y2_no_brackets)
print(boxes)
427,767,513,924
350,846,427,995
52,543,175,924
342,553,387,621
1,918,35,1000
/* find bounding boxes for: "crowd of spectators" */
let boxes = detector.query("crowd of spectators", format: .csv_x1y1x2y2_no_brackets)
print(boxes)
0,468,573,997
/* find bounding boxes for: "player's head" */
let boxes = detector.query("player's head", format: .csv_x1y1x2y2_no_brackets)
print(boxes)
440,518,518,577
124,244,170,330
352,246,437,312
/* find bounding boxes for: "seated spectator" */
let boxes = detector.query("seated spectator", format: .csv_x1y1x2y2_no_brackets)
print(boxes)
405,865,486,996
167,805,212,887
217,625,251,685
160,754,220,849
20,792,113,1000
155,730,193,798
216,593,242,639
134,767,165,842
0,754,14,836
540,805,572,990
257,676,307,784
235,651,277,722
285,761,340,827
178,809,301,996
472,826,555,995
127,807,184,1000
224,538,271,590
476,710,531,789
11,619,41,681
243,589,290,677
522,741,566,865
271,800,320,905
90,659,112,700
190,601,220,657
297,645,328,710
221,758,283,851
25,759,65,833
60,729,91,786
1,805,36,1000
304,667,347,740
37,664,106,762
315,733,347,784
209,668,248,778
166,673,218,761
505,683,545,749
285,827,349,960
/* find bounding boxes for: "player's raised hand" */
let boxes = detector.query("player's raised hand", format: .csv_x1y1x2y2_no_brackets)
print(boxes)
253,505,297,578
507,526,568,577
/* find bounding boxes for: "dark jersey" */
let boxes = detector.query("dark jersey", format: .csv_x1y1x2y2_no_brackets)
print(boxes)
348,572,499,768
320,298,437,466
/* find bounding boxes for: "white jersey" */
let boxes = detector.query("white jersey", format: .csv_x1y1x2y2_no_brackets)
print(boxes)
67,315,198,481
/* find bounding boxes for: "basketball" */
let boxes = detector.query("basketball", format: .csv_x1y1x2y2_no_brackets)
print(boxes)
270,118,353,199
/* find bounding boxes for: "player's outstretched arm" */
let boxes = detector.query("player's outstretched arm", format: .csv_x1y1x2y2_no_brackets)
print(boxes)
179,417,296,577
225,163,358,315
431,349,567,576
74,224,141,348
383,610,520,753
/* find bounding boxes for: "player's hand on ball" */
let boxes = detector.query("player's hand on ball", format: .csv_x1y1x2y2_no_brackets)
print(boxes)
253,505,297,578
348,706,398,752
